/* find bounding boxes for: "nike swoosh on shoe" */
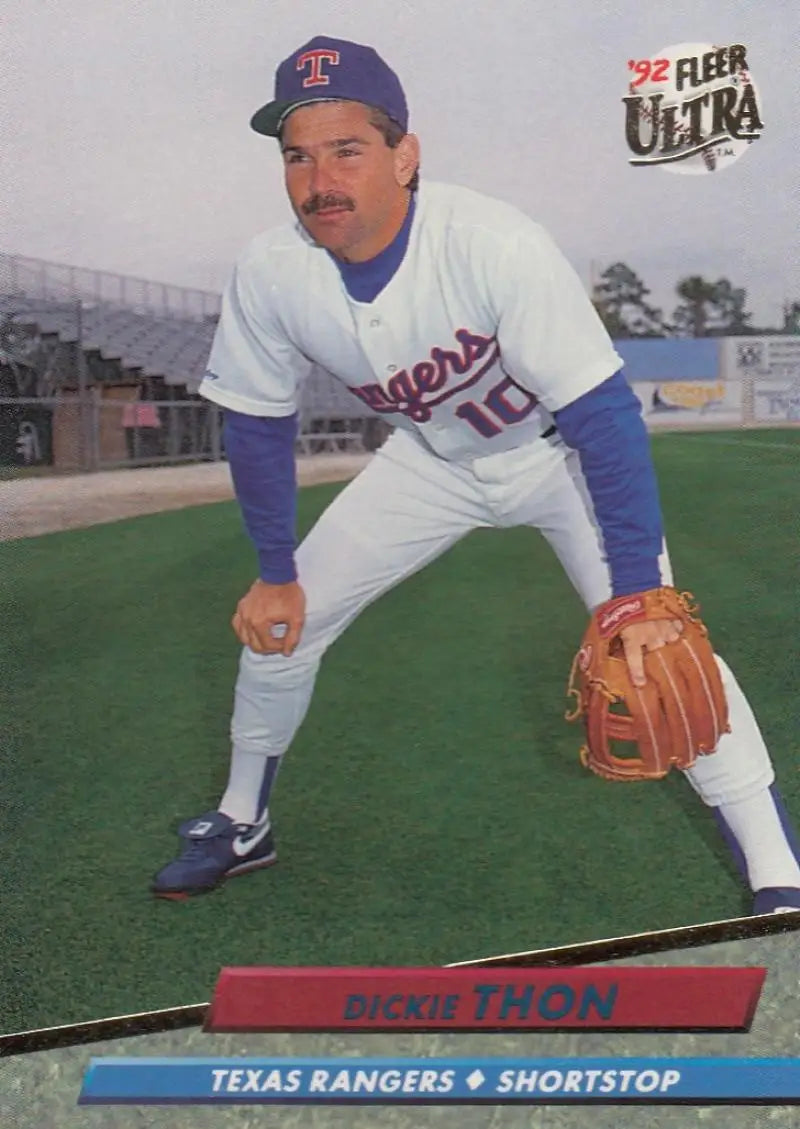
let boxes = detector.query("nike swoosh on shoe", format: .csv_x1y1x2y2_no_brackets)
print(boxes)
231,816,272,857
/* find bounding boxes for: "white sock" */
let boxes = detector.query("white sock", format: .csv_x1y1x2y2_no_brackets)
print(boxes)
717,789,800,891
218,750,282,826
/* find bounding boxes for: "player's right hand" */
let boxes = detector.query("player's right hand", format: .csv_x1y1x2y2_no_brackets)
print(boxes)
231,579,307,657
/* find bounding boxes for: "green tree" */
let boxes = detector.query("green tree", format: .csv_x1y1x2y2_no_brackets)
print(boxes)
673,276,754,336
672,275,717,336
711,279,752,334
591,262,668,338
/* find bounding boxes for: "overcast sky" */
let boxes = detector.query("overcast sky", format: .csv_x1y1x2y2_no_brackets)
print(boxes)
2,0,798,325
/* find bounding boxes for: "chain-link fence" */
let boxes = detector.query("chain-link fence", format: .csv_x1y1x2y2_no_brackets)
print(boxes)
0,395,221,471
0,394,389,472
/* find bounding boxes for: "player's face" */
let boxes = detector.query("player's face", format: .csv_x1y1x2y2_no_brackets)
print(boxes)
280,101,418,262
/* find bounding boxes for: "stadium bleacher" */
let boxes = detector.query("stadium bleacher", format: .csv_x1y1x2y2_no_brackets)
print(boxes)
0,295,217,388
0,252,386,462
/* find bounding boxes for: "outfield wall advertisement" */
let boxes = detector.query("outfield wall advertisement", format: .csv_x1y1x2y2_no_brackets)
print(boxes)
752,381,800,423
722,336,800,382
632,380,744,426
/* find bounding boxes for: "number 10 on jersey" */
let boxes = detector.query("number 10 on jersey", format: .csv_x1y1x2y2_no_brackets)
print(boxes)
454,376,539,438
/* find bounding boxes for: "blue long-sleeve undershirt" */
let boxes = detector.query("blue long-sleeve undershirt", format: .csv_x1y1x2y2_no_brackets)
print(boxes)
553,370,664,596
223,409,298,584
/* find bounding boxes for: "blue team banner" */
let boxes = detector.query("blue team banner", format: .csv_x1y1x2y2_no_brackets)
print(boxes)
79,1057,800,1104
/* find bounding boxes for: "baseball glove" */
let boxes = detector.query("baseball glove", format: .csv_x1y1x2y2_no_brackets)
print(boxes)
565,587,730,781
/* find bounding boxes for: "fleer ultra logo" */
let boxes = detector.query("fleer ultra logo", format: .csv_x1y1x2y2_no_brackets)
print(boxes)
623,42,763,174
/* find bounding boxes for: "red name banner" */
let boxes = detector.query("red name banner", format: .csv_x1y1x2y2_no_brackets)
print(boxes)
205,966,765,1033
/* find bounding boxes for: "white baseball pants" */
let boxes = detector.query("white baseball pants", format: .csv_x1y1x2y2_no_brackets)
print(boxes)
228,428,773,812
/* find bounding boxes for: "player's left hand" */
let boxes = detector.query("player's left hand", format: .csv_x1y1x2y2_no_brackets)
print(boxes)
619,618,684,688
566,587,729,781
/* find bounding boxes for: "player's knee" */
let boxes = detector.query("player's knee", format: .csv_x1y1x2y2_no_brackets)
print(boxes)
239,639,320,679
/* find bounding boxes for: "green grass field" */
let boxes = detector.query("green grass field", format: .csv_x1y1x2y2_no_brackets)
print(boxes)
1,429,798,1034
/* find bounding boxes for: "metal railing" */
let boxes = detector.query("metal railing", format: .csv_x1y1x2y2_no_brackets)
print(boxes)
0,253,221,323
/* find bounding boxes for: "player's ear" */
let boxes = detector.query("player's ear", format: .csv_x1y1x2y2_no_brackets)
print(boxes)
393,133,420,188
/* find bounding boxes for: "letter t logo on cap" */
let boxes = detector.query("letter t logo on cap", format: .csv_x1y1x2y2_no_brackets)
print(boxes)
297,49,341,87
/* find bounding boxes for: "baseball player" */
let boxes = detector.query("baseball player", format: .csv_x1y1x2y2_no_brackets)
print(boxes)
153,36,800,917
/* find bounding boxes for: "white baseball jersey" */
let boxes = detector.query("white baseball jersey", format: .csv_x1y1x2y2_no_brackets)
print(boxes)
200,181,623,461
200,178,780,848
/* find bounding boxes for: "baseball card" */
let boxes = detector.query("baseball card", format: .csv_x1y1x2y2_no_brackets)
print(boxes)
1,1,798,1125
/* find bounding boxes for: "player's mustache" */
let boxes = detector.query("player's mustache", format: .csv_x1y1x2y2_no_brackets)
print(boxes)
302,194,355,215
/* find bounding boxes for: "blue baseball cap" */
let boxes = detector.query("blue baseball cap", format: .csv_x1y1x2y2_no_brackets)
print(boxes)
250,35,408,137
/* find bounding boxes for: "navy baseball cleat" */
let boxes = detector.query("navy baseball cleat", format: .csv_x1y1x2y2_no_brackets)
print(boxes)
152,809,277,899
751,887,800,915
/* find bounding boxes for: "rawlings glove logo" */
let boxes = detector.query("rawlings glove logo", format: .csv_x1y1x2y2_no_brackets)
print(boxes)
598,598,645,637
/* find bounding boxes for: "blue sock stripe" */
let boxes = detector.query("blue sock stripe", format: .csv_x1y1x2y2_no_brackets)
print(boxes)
256,756,282,821
713,786,800,886
769,783,800,863
712,807,749,881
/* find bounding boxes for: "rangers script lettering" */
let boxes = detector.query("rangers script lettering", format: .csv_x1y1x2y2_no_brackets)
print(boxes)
347,328,510,423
